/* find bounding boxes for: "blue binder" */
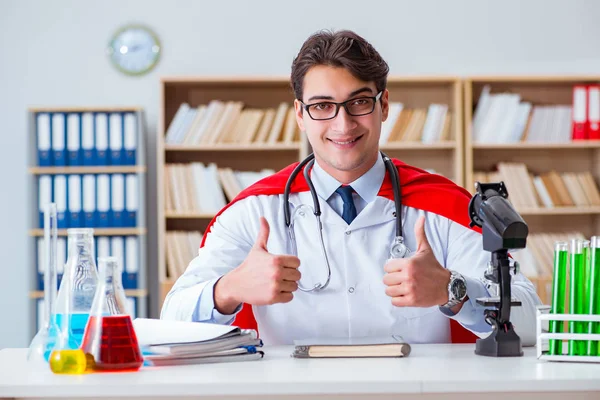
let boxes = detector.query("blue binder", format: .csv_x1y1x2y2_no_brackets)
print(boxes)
124,113,137,166
96,174,110,227
109,113,124,166
82,174,96,227
67,113,82,166
54,175,69,229
95,113,109,166
52,113,67,166
81,113,95,166
68,175,83,228
36,113,52,166
124,236,139,289
125,174,138,227
110,174,125,227
38,175,52,228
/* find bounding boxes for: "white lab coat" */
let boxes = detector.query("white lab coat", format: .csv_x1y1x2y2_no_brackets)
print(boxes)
161,189,542,346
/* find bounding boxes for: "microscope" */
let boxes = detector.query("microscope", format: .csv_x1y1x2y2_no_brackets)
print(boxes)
468,181,529,357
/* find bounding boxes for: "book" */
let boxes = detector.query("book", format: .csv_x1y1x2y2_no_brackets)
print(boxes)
292,335,411,358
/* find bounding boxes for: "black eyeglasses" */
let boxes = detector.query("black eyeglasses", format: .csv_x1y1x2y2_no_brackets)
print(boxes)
300,91,383,121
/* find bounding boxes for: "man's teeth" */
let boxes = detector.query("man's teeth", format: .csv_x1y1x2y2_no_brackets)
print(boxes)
331,137,358,145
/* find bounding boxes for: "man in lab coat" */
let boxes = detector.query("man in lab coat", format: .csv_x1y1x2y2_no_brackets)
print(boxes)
161,29,542,346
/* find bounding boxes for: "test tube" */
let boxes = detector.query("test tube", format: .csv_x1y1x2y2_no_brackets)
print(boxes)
569,239,586,356
587,236,600,356
549,241,568,355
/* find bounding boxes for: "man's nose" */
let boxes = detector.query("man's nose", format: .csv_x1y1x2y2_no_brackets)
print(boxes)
331,106,358,132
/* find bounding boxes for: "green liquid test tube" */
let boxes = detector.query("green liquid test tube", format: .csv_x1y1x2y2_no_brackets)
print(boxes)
588,236,600,356
570,239,587,356
550,241,568,355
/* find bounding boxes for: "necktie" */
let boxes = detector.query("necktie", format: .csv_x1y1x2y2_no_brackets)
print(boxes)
335,185,357,224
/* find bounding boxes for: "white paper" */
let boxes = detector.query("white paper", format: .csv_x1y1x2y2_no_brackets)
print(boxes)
132,318,239,346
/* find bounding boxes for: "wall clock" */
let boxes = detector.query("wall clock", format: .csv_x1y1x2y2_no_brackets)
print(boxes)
107,25,161,76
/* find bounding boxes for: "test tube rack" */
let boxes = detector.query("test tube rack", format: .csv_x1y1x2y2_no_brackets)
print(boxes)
536,309,600,363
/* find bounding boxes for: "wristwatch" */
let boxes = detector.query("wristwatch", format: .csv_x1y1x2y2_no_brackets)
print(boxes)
441,270,467,308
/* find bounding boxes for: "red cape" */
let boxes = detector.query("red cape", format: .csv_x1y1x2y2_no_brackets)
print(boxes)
200,158,481,343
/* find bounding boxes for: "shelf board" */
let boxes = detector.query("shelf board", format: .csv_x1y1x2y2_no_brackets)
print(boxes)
517,206,600,216
29,228,146,237
29,166,146,175
166,212,216,219
381,141,456,150
466,75,600,83
29,289,147,299
473,141,600,150
28,106,142,113
164,143,301,151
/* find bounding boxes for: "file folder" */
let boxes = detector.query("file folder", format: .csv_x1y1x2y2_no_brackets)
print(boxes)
37,237,44,290
588,85,600,140
111,174,125,227
54,175,69,229
68,175,83,228
82,174,96,227
124,236,138,289
109,113,124,165
572,85,588,140
81,113,95,166
96,236,110,258
111,236,126,287
36,113,52,166
38,175,52,228
124,113,137,165
125,174,138,227
95,113,109,165
52,113,67,166
96,174,110,227
67,113,82,166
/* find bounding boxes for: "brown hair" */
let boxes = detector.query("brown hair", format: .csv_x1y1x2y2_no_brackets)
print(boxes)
290,29,389,101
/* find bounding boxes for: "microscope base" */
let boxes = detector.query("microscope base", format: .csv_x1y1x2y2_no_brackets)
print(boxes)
475,322,523,357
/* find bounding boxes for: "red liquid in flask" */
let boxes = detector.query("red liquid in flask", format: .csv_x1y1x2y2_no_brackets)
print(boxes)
81,315,143,372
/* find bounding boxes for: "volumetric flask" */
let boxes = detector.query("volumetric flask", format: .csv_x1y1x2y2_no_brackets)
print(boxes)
55,228,98,347
27,203,61,364
81,256,143,372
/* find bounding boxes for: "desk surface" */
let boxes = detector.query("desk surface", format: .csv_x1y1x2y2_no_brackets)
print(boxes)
1,344,600,399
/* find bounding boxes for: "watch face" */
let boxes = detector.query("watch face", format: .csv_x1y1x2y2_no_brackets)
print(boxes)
107,25,161,76
451,278,467,299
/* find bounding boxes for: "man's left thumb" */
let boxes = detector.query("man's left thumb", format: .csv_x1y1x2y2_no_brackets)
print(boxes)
414,216,431,253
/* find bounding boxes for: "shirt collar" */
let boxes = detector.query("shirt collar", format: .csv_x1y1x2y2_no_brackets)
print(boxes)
310,154,386,203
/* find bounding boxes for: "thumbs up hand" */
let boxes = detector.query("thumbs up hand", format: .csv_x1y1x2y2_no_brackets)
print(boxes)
215,217,302,314
383,216,453,308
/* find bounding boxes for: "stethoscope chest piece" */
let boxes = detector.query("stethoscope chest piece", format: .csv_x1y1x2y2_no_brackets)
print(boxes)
389,236,411,259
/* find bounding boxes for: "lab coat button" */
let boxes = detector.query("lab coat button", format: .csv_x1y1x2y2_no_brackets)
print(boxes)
345,231,351,235
348,287,355,293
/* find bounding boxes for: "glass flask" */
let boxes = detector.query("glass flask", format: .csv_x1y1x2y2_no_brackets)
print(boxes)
55,228,98,347
27,203,61,364
81,256,143,372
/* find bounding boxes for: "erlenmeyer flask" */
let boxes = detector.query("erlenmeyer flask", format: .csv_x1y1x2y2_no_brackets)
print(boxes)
27,203,61,364
81,256,143,372
55,228,98,347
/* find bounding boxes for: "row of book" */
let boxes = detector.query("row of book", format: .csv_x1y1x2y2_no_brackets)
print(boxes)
165,101,300,145
165,231,203,279
165,163,274,214
512,231,586,278
38,174,139,228
473,84,600,143
36,235,142,291
379,103,453,144
36,112,139,167
473,163,600,209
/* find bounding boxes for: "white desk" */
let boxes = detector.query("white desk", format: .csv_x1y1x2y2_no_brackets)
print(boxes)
1,344,600,400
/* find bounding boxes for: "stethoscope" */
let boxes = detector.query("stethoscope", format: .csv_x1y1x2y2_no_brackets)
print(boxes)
283,151,411,292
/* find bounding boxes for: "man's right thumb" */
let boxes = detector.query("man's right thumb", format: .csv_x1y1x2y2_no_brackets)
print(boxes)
253,217,270,250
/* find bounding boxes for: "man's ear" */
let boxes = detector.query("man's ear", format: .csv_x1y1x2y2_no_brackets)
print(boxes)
381,89,390,122
294,99,305,132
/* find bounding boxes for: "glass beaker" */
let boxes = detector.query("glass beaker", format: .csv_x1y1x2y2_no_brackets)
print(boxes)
55,228,98,347
81,256,143,372
27,203,61,364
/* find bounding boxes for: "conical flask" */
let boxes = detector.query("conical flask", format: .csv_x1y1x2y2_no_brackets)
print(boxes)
55,228,98,347
27,203,61,364
81,256,143,372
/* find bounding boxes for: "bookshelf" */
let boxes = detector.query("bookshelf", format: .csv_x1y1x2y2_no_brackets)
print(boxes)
157,76,464,309
28,106,148,336
464,76,600,303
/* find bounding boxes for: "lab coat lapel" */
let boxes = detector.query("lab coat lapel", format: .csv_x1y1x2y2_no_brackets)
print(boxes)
288,191,347,228
349,197,396,231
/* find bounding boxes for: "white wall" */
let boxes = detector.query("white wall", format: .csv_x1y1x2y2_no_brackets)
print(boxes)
2,0,600,348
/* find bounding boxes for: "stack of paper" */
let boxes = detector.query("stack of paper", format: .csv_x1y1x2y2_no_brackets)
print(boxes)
132,318,263,366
